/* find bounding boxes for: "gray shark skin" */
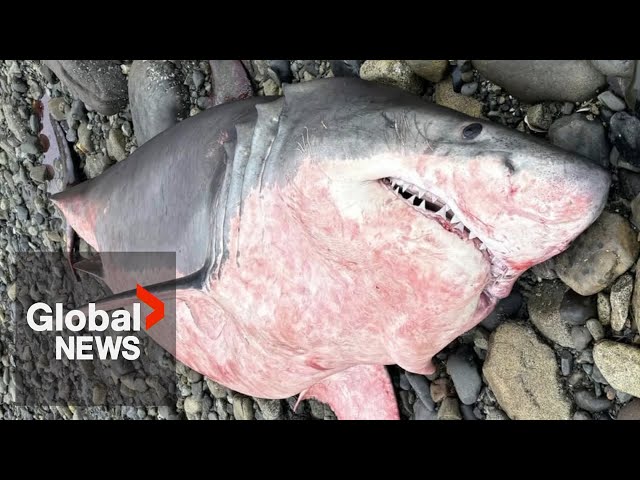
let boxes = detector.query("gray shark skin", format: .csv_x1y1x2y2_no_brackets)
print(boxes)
52,77,610,420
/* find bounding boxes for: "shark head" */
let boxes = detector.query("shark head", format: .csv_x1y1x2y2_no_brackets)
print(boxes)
249,77,610,375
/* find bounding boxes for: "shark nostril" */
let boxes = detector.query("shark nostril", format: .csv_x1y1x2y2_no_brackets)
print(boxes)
503,156,516,174
502,152,516,174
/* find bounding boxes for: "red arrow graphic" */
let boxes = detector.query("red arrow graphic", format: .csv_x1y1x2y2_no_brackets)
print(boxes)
136,284,165,330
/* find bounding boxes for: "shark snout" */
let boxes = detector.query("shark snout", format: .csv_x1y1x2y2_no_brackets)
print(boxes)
513,146,610,226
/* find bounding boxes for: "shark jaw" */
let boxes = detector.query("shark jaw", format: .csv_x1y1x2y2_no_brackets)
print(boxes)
381,176,520,307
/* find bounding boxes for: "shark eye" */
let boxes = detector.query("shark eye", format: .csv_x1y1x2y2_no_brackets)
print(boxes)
462,123,483,139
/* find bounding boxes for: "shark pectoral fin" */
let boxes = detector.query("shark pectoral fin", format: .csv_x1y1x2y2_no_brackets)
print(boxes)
76,269,206,314
299,364,400,420
73,254,104,281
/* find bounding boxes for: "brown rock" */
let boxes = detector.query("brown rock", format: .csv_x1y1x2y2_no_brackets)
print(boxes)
554,212,639,296
405,60,449,83
435,78,484,118
483,323,572,420
593,341,640,397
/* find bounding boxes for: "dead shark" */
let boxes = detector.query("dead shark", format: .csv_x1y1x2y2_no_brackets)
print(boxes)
51,77,610,419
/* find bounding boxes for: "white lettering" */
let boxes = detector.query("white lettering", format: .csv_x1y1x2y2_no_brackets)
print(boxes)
26,303,52,331
75,336,94,360
56,336,74,360
121,336,140,360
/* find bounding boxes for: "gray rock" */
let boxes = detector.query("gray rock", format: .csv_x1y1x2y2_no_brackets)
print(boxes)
611,146,640,173
205,378,227,399
360,60,423,95
548,114,610,167
48,97,67,121
573,411,592,420
526,104,553,130
472,60,605,103
571,326,593,351
593,341,640,397
554,212,639,296
481,291,523,330
437,396,461,420
262,79,280,96
459,403,477,421
399,372,410,390
483,323,572,420
106,128,127,162
232,395,254,420
76,122,93,153
43,60,128,116
2,104,28,141
610,112,640,166
196,96,211,110
586,318,605,341
405,372,434,411
461,82,478,96
631,194,640,229
15,205,28,221
590,60,635,78
617,398,640,420
461,71,474,83
528,280,577,348
184,370,201,383
574,389,612,413
610,273,633,332
83,154,113,179
308,399,328,419
598,91,626,112
67,99,87,125
446,348,482,405
128,60,190,145
121,121,133,138
268,60,294,83
559,350,573,376
405,60,449,83
29,165,48,183
560,288,598,326
591,364,609,385
561,102,575,115
617,390,634,403
183,395,202,420
485,407,509,420
413,399,438,420
255,398,282,420
328,60,363,78
618,169,640,200
597,292,611,326
92,383,107,405
192,70,205,89
11,78,28,93
20,141,40,155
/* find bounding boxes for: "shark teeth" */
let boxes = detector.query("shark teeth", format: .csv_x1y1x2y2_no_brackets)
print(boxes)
386,177,487,252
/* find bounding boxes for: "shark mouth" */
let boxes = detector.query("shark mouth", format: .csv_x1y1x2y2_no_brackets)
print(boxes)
381,177,520,304
381,177,489,253
381,176,501,323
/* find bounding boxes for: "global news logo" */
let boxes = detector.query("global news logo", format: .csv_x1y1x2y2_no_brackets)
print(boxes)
25,284,164,361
